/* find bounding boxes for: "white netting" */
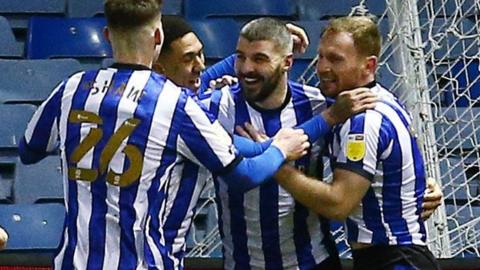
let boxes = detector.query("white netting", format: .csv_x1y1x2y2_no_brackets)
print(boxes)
186,0,480,259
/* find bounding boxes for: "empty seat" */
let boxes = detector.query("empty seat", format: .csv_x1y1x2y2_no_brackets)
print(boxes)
439,157,475,201
420,18,479,61
26,16,112,59
184,0,296,20
14,156,64,204
290,58,318,85
0,0,65,30
0,16,22,58
0,59,82,104
441,59,480,107
296,0,384,20
67,0,103,18
0,203,64,251
190,19,240,61
434,107,480,151
0,104,36,149
417,0,478,18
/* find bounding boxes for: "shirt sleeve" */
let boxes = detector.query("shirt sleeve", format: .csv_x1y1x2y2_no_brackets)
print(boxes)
334,110,390,181
199,54,236,93
177,94,239,174
22,81,65,155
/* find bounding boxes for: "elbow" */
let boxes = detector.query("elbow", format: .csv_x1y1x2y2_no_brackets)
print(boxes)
315,196,352,221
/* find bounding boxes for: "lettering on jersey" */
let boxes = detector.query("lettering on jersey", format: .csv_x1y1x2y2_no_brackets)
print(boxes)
346,134,366,162
126,86,144,103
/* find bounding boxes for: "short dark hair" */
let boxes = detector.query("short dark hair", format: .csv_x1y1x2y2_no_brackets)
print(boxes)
239,17,293,54
161,15,193,52
104,0,162,31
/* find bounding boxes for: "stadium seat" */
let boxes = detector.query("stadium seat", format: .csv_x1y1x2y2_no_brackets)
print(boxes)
0,59,82,104
441,59,480,107
190,19,240,62
417,0,478,18
434,107,480,151
184,0,296,21
26,16,112,60
291,20,329,60
0,160,16,203
296,0,384,20
0,203,64,251
0,0,65,30
68,0,182,17
440,157,474,201
0,104,36,149
14,156,64,204
0,16,22,58
290,58,317,84
420,18,478,61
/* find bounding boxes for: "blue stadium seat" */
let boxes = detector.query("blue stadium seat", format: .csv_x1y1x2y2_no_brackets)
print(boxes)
440,157,473,200
420,18,478,61
0,16,22,58
0,59,82,104
0,0,65,30
26,16,112,60
441,59,480,107
14,156,64,204
434,107,480,150
190,19,240,61
67,0,103,18
0,203,64,251
417,0,478,18
290,58,318,84
296,0,384,20
184,0,296,20
0,160,16,203
0,104,36,149
68,0,182,17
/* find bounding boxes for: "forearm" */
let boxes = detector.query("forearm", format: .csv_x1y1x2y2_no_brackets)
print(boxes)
274,165,349,220
295,112,332,144
233,135,272,157
221,145,285,192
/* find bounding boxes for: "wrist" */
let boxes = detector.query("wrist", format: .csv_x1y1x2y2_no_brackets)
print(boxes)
321,108,337,126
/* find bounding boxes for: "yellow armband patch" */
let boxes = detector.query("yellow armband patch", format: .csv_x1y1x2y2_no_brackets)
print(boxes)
346,134,366,162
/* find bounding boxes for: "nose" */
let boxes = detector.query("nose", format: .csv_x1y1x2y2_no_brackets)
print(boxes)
193,54,205,73
240,57,256,74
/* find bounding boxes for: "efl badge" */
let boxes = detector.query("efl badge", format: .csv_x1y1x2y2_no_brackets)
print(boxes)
346,134,366,161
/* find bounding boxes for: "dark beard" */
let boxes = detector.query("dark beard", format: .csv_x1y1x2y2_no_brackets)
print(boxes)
242,65,283,103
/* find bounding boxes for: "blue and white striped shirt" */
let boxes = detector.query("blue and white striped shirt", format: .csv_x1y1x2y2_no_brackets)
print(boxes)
327,83,427,246
23,63,241,269
198,73,338,269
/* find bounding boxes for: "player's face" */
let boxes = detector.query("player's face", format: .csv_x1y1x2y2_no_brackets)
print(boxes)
158,33,205,91
316,31,366,98
235,37,286,103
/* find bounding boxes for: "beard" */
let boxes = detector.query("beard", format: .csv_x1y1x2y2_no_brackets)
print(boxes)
241,65,284,103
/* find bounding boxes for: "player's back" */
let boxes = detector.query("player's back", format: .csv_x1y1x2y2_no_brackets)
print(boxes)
51,64,185,269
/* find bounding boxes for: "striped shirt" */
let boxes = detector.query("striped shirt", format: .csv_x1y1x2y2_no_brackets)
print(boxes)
23,63,240,269
199,79,338,270
326,83,427,246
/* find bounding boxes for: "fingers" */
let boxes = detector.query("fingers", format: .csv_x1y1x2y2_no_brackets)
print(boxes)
208,76,238,90
244,122,268,142
235,125,252,140
421,209,434,221
286,23,309,54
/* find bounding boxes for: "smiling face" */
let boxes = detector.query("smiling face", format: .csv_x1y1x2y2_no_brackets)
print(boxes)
316,31,367,98
234,37,288,103
154,32,205,91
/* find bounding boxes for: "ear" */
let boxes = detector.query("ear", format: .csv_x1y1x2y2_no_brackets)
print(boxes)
364,56,378,75
103,27,110,43
283,53,294,72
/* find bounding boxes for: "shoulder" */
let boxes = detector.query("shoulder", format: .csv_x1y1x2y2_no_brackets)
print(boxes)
288,80,325,102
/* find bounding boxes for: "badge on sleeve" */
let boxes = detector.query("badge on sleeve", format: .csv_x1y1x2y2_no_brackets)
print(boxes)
346,134,366,161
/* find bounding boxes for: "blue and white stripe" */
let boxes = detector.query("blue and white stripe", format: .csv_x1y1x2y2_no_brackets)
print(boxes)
24,66,239,269
328,83,426,247
200,81,336,270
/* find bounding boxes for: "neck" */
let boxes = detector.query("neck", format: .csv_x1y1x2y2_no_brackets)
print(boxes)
111,36,155,68
254,75,288,110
